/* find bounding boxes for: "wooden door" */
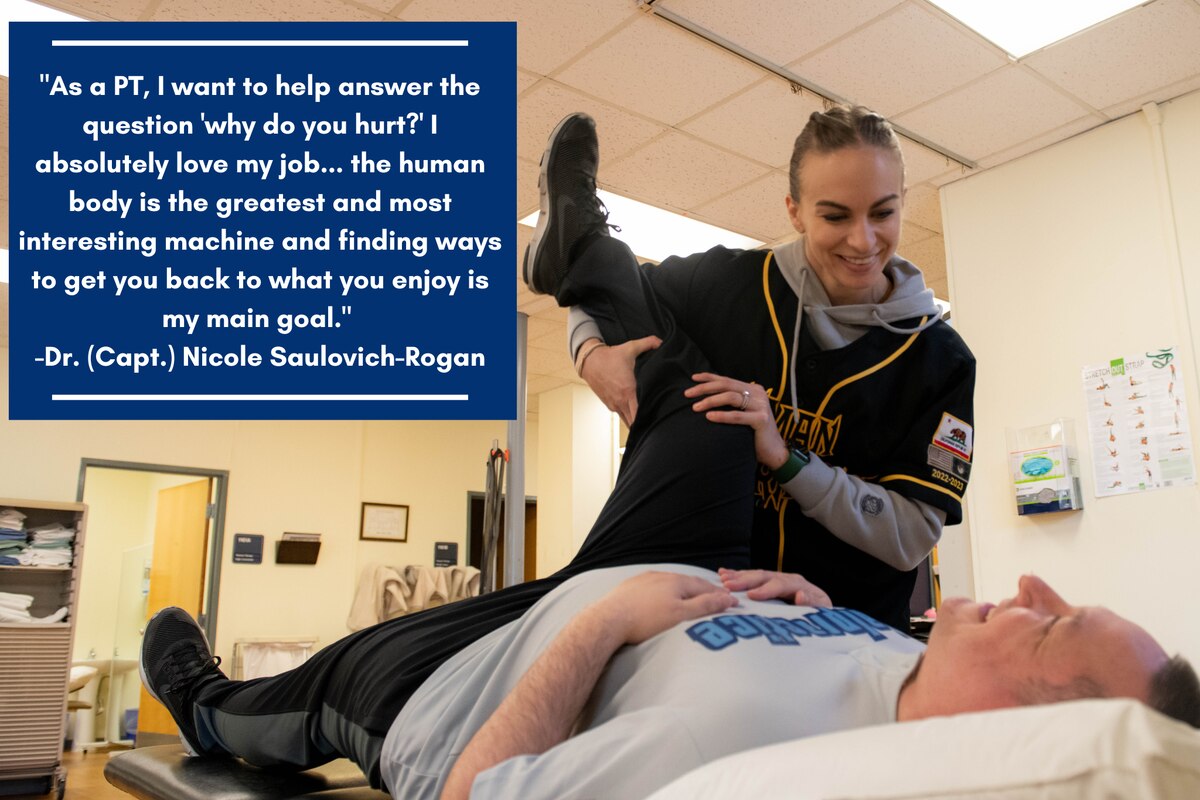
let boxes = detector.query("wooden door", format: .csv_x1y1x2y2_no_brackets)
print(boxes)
523,503,537,584
137,479,212,738
469,497,537,589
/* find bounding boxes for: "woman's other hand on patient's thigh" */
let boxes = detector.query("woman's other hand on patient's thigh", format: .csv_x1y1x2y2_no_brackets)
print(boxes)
718,568,833,608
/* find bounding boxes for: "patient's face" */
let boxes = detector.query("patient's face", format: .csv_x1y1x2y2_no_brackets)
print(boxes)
920,575,1167,712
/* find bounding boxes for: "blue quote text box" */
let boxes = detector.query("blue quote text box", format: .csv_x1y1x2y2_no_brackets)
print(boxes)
10,22,516,420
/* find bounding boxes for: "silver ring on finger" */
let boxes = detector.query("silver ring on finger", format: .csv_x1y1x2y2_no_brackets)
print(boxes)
739,390,750,410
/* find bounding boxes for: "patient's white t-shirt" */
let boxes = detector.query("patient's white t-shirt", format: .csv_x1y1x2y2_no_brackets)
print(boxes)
379,564,924,800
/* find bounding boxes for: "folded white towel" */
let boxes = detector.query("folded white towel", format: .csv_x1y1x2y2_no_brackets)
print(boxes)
0,605,69,624
0,592,35,609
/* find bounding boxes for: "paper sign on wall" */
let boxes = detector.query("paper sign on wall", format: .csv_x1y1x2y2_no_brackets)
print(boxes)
1082,347,1195,497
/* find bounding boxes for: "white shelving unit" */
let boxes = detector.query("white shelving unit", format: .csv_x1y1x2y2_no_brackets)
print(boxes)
0,497,87,800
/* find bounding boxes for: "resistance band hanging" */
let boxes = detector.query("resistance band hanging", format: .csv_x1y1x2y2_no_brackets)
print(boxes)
479,440,508,594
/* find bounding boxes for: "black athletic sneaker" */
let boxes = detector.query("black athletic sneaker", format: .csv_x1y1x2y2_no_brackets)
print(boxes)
139,607,226,756
523,112,613,297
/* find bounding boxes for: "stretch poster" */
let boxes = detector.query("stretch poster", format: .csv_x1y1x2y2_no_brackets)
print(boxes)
1082,347,1196,497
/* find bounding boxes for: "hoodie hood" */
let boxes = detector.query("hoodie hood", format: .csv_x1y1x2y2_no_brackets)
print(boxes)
771,238,941,350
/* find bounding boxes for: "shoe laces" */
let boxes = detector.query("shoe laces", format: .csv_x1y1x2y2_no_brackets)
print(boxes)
576,173,621,235
163,643,223,696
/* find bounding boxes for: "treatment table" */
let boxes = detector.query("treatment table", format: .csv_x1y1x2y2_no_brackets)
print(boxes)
104,744,389,800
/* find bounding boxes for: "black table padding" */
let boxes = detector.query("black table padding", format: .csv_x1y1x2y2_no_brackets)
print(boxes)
103,744,390,800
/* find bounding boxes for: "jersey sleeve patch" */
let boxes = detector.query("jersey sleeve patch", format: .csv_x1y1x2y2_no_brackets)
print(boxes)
926,445,972,480
932,412,973,460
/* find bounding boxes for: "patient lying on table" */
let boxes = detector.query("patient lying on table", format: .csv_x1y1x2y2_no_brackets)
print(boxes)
138,268,1199,798
140,554,1199,800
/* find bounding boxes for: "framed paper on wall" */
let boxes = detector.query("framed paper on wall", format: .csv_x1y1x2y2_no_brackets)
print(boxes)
360,502,409,542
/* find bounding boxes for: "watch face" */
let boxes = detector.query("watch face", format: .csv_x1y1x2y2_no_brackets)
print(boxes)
794,447,811,465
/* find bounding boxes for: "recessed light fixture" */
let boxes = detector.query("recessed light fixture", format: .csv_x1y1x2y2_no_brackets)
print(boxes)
927,0,1143,58
519,189,762,264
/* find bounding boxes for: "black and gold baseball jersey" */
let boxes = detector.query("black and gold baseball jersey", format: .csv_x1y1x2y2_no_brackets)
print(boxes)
643,244,976,628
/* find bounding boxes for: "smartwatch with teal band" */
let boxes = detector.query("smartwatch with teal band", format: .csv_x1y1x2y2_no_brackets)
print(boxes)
772,447,810,483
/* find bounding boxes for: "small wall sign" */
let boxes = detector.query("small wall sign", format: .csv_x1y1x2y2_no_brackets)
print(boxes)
233,534,263,564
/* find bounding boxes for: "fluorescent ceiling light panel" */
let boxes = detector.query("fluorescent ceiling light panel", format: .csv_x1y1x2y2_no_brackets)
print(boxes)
2,1,87,76
926,0,1143,57
519,189,762,264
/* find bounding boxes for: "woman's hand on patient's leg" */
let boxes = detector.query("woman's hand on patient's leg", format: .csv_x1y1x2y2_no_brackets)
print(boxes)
718,568,832,608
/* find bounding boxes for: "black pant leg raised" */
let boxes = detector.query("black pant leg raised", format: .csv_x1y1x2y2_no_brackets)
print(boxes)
187,237,756,789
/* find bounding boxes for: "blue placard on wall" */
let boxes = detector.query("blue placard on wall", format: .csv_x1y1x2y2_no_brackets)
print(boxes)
9,22,516,420
232,533,263,564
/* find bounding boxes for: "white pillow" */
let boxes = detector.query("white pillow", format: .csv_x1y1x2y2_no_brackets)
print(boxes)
646,699,1200,799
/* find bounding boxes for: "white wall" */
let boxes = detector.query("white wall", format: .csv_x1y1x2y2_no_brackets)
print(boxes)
0,345,539,664
943,91,1200,661
73,468,157,662
535,383,618,576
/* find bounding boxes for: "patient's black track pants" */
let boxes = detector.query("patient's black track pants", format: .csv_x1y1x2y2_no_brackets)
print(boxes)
190,237,756,789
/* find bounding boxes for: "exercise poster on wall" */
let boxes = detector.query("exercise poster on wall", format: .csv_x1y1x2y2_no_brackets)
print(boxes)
1081,347,1196,497
9,22,516,420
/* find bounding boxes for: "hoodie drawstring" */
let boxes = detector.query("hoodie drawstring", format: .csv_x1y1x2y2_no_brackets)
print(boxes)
870,308,941,335
789,269,806,426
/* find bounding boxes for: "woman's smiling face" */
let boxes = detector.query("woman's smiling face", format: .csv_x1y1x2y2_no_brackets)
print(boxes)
786,145,904,306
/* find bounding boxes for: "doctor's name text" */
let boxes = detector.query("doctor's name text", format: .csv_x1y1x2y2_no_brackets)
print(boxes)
39,343,485,374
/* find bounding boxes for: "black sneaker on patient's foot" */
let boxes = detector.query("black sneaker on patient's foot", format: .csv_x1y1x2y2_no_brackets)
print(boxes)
523,112,614,298
139,606,227,756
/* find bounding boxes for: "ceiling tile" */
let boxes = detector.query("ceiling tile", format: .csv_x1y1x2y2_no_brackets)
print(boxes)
0,76,7,137
517,157,539,218
600,130,769,211
531,305,569,323
903,184,941,234
657,0,904,66
691,171,794,242
792,3,1007,117
398,0,637,75
528,329,566,352
525,314,563,343
152,0,383,20
682,78,826,169
518,81,667,165
975,114,1104,170
901,221,936,248
1102,73,1200,121
893,65,1093,161
50,0,149,20
1023,0,1200,111
901,137,964,185
897,234,947,298
517,70,540,94
554,15,763,125
527,344,572,376
518,292,559,316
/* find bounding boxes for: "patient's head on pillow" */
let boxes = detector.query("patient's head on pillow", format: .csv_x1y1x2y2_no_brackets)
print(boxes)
1147,654,1200,728
898,574,1200,728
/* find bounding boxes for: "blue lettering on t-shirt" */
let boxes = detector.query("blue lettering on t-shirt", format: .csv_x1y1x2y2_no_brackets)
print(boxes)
685,608,893,651
686,619,738,650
